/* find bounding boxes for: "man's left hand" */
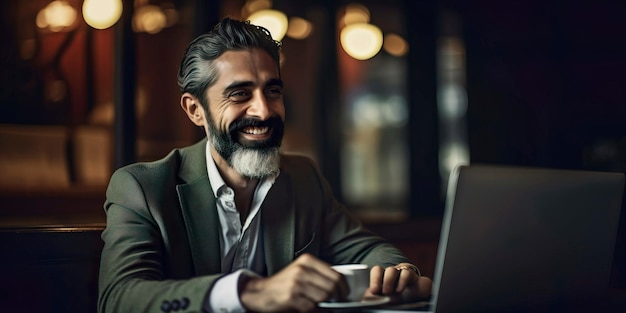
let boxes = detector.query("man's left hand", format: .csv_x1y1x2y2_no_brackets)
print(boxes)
367,263,432,300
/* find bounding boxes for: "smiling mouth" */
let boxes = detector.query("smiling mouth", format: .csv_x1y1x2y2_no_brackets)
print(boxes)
230,117,283,148
238,126,274,148
241,126,269,135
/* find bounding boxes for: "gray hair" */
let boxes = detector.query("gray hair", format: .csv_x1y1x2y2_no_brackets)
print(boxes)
177,17,282,110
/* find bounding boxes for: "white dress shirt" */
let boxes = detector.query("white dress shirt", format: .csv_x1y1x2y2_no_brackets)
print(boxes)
204,142,277,312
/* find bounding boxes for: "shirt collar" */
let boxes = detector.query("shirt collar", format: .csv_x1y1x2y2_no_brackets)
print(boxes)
206,141,227,198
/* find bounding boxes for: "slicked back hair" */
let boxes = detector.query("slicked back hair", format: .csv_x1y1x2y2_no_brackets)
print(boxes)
177,17,282,110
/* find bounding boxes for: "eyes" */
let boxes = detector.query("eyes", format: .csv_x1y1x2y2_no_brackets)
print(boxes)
228,86,283,102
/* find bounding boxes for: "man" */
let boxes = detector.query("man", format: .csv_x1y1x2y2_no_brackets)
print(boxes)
98,17,432,313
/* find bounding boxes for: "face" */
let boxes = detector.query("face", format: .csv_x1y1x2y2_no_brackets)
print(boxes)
201,48,285,178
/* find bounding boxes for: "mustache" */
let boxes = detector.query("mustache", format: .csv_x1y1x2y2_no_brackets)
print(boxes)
228,116,284,134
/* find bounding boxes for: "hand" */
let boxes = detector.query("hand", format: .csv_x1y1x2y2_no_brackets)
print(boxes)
239,253,349,312
367,263,432,300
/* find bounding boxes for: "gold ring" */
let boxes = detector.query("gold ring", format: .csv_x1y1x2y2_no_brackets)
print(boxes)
394,264,421,277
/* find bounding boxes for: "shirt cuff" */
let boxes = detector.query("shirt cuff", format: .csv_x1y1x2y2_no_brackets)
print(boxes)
206,269,259,313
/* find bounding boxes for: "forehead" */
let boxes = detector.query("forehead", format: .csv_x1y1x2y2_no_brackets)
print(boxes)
212,48,280,84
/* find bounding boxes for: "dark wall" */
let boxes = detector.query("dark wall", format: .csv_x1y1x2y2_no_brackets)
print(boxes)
452,0,626,171
448,0,626,287
0,226,104,313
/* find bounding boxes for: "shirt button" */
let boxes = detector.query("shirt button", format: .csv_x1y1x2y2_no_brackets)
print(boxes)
226,201,234,208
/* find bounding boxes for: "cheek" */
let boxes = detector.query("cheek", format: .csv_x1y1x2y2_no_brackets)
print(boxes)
219,108,242,130
273,102,286,120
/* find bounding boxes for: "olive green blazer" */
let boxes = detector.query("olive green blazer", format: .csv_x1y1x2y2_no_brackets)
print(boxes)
98,139,409,313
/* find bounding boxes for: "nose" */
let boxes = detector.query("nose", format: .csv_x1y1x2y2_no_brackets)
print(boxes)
247,92,271,120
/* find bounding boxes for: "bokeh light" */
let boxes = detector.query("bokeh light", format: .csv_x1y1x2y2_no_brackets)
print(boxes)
133,5,167,34
340,22,383,60
286,17,313,39
248,9,288,41
383,33,409,57
36,0,77,32
343,3,370,26
242,0,272,16
82,0,123,30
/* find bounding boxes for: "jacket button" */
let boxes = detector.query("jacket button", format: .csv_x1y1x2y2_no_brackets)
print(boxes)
161,300,171,313
171,299,181,311
181,297,190,309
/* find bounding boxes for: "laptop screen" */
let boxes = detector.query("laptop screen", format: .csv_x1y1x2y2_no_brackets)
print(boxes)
431,165,624,312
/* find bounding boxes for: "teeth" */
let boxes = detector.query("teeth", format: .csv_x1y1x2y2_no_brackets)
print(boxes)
242,127,269,135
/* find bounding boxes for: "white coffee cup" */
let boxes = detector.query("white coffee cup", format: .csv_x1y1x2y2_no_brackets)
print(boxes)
331,264,370,302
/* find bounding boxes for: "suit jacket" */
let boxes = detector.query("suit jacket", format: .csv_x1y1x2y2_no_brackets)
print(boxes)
98,139,410,313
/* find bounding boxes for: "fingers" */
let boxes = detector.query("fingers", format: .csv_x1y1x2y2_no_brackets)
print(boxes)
395,266,413,292
241,265,331,312
293,254,336,283
382,266,401,294
369,264,421,296
369,266,401,295
293,254,349,300
240,254,350,312
241,256,427,312
369,265,384,295
291,264,342,302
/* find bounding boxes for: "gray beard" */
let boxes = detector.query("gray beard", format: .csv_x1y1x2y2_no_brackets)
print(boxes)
206,114,282,179
229,147,280,179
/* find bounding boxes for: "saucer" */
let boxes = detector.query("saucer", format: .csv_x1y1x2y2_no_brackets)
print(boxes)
318,295,391,309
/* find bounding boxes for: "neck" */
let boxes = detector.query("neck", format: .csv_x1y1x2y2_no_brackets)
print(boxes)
210,148,259,223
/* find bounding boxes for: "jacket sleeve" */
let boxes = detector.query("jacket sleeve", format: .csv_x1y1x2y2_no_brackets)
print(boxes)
320,179,411,268
289,156,412,269
98,168,219,313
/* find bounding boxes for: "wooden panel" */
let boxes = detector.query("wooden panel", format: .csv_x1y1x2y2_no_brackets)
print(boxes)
0,225,105,313
0,188,106,227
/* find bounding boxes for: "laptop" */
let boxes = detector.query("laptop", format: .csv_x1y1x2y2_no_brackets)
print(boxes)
416,164,625,313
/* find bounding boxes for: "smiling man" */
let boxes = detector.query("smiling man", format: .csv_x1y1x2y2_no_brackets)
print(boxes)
98,18,431,313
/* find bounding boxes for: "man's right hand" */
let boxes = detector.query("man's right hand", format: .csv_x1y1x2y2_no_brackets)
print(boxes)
239,253,349,312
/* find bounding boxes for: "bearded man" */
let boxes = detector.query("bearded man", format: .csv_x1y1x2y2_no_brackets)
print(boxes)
98,17,431,313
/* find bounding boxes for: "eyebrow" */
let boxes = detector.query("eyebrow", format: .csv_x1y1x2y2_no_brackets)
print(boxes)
223,78,284,94
266,78,284,88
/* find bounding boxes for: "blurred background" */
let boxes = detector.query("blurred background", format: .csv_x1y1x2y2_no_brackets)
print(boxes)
1,0,626,285
2,0,626,219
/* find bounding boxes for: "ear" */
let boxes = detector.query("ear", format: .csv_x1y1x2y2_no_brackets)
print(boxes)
180,92,205,126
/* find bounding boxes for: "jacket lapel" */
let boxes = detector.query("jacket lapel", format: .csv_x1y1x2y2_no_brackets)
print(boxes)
262,171,295,274
176,140,222,275
175,140,296,276
178,180,221,275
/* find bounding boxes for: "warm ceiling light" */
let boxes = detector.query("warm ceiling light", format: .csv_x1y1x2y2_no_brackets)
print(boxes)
343,3,370,26
248,9,288,41
162,5,179,28
83,0,123,30
383,33,409,57
133,5,167,34
286,17,313,40
340,23,383,60
242,0,272,16
36,0,77,32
